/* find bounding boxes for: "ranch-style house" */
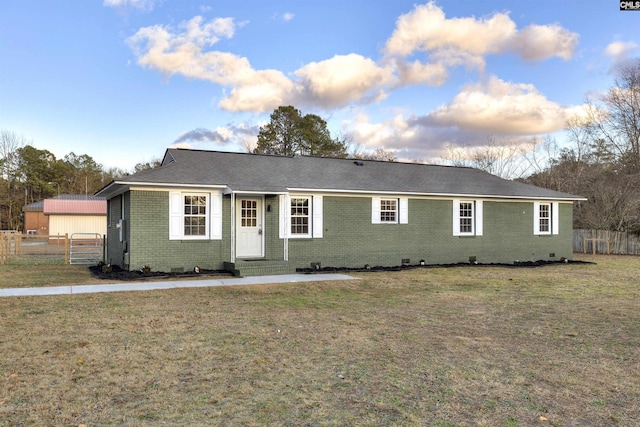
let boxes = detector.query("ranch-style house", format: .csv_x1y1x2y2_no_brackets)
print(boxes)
95,148,585,276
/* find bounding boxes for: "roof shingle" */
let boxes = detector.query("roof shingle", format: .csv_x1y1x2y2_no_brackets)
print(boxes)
100,148,583,201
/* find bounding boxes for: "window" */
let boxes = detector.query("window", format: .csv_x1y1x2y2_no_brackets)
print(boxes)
539,203,550,233
372,197,408,224
241,199,257,227
184,195,207,236
279,195,323,239
453,200,483,236
169,192,222,240
380,199,397,223
459,202,473,234
534,202,558,235
290,197,310,236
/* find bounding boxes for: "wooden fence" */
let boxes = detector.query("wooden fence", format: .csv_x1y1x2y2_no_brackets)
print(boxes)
573,229,640,255
0,233,70,264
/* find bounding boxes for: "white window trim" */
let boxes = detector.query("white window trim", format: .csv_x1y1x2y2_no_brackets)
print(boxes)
289,196,312,238
534,201,559,235
453,199,483,236
169,191,223,240
372,197,408,224
279,195,323,239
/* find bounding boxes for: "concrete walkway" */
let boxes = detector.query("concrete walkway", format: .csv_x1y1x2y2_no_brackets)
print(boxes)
0,274,358,297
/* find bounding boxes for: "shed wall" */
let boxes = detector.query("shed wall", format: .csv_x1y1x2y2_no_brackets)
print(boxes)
48,215,107,238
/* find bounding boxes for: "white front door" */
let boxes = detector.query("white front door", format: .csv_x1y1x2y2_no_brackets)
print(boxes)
236,197,263,258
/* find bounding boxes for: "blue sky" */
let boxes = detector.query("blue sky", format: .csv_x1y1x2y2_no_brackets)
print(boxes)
1,0,638,171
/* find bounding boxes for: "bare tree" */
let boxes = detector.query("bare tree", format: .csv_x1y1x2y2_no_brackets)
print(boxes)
0,131,29,230
443,135,532,179
348,143,397,161
0,130,28,182
584,59,640,173
520,136,560,186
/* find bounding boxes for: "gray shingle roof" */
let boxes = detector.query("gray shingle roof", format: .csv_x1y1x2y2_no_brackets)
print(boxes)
99,148,583,200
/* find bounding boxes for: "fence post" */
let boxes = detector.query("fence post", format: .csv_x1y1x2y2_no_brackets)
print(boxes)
15,234,22,256
65,234,70,265
0,234,5,265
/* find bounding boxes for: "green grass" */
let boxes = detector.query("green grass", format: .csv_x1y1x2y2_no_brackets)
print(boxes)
0,254,639,426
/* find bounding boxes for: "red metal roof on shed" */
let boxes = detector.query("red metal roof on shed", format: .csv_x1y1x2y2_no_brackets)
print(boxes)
43,199,107,215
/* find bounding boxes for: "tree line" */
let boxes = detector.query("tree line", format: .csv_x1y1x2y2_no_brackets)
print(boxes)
0,132,158,230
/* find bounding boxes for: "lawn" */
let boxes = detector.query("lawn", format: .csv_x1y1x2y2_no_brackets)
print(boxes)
1,255,639,426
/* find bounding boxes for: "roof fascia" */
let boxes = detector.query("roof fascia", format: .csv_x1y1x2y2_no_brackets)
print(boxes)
94,181,124,199
96,181,229,198
286,187,586,201
228,190,289,196
128,183,228,190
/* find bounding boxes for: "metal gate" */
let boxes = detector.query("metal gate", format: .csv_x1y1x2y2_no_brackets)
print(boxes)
70,233,104,265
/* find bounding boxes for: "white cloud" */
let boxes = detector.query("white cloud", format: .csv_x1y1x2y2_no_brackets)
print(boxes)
605,41,638,58
126,3,579,116
127,16,254,85
128,18,396,112
342,112,460,161
294,54,396,108
510,24,578,61
384,2,578,86
605,41,639,70
104,0,158,11
283,13,295,22
170,142,193,149
218,70,294,112
385,2,515,58
424,76,585,134
340,76,589,162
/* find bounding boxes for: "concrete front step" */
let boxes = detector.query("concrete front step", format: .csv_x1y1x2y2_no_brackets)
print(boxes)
224,260,295,277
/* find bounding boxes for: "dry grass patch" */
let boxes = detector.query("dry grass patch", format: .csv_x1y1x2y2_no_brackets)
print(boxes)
0,263,97,288
1,255,639,426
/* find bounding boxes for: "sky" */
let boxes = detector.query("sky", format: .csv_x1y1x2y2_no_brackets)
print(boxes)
1,0,639,171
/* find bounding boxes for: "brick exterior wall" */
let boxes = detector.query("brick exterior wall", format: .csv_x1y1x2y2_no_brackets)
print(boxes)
23,211,48,235
288,197,573,268
126,190,231,272
109,191,573,272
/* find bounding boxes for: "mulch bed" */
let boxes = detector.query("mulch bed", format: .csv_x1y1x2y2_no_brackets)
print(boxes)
90,259,594,280
297,259,594,274
88,265,231,281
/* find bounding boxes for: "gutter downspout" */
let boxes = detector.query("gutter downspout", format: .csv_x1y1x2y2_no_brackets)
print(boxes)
284,194,289,262
230,192,235,263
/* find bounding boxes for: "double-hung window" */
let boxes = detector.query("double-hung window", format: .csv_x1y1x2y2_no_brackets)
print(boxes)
372,197,408,224
184,195,207,236
279,195,323,239
290,197,310,236
169,191,223,240
538,203,550,234
459,202,474,234
534,202,559,235
453,200,483,236
380,199,398,223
